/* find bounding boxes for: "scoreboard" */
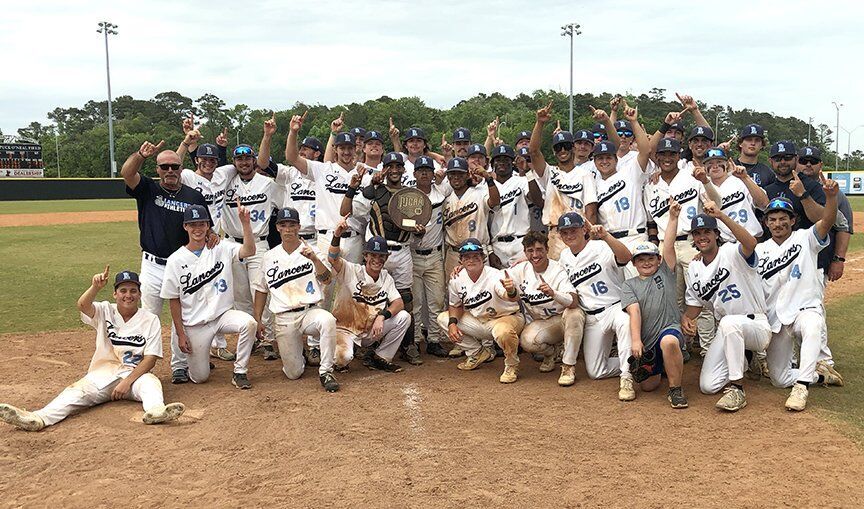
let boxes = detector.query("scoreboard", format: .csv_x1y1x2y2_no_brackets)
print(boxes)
0,141,44,177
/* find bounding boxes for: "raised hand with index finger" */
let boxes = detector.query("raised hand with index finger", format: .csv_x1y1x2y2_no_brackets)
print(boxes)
264,111,277,136
536,100,554,124
216,127,228,147
588,105,609,122
537,273,554,297
92,264,110,290
138,140,165,159
289,111,307,133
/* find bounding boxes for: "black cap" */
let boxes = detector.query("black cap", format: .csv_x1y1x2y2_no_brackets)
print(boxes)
517,147,531,161
196,143,218,159
350,127,367,138
233,144,256,157
334,132,355,147
364,130,384,144
739,123,765,140
403,127,427,142
690,214,718,231
183,204,209,224
669,122,686,133
703,147,727,163
552,131,575,146
458,238,484,254
656,138,681,153
446,157,469,173
798,146,822,162
364,236,389,255
770,140,797,158
574,129,595,144
467,144,487,157
614,120,633,132
114,270,141,289
301,136,324,153
592,140,617,155
276,207,300,223
515,131,531,144
414,155,436,170
453,127,471,142
491,144,516,160
383,152,405,166
558,212,585,230
688,126,714,141
592,122,606,134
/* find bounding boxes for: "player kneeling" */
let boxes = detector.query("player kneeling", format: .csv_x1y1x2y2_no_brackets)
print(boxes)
621,199,688,408
329,218,410,373
162,204,258,390
508,232,585,380
0,268,184,431
253,208,339,392
437,238,525,383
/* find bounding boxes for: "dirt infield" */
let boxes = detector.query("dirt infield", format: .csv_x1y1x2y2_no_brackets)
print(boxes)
0,210,137,227
1,330,863,508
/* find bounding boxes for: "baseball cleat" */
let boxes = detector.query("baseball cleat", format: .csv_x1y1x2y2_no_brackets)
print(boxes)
758,357,771,379
334,363,350,373
425,342,450,358
306,347,321,367
231,373,252,390
0,404,45,431
262,344,280,361
667,387,688,409
499,365,518,383
171,368,189,384
366,353,404,373
143,402,186,424
816,361,844,387
319,373,340,393
618,377,636,401
531,353,544,363
400,344,424,365
715,385,747,412
448,345,463,358
457,348,492,371
209,347,236,361
785,383,808,412
539,346,556,372
558,364,576,386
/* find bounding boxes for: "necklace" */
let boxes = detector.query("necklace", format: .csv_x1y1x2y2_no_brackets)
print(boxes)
161,185,181,198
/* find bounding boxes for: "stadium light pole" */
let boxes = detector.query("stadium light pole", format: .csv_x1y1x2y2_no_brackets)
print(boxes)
561,23,581,133
840,125,864,172
97,21,118,178
53,125,61,178
832,101,842,171
807,116,813,145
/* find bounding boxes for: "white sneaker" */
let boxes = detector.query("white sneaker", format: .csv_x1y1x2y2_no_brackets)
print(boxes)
816,361,844,387
558,364,576,386
538,346,556,372
143,402,186,425
499,365,518,383
785,383,808,412
715,385,747,412
618,377,636,401
0,403,45,431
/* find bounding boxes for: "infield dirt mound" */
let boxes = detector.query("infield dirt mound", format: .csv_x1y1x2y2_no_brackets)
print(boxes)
0,210,137,227
0,329,862,508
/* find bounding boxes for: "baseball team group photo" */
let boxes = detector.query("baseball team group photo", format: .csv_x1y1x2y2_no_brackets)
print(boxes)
3,2,864,507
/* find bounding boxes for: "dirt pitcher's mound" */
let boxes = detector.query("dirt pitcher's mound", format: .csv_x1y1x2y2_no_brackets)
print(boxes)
0,210,137,228
1,329,863,508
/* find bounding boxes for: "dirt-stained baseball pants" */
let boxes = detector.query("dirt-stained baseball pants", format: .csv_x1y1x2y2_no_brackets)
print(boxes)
335,310,411,366
582,303,632,380
675,239,716,351
274,307,336,378
227,238,273,339
491,236,526,268
767,310,823,388
184,310,257,383
411,248,446,345
139,253,187,371
520,308,586,359
436,312,525,367
34,373,164,426
700,314,771,394
546,227,567,261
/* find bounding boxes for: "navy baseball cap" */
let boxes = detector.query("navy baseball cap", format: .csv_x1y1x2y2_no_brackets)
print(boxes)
350,127,367,138
798,146,822,162
414,155,435,170
403,127,427,141
688,126,714,141
770,140,797,158
515,130,531,144
301,136,323,153
233,144,256,157
446,157,469,173
364,130,384,144
614,120,633,132
114,270,141,289
458,238,484,254
592,123,607,136
739,123,765,140
276,207,300,223
690,214,718,232
453,127,471,142
592,140,617,156
574,129,595,144
703,147,727,163
557,212,585,230
196,143,218,159
656,138,681,153
669,122,686,133
334,132,355,147
183,204,209,224
364,236,389,255
491,144,516,161
467,144,487,157
383,152,405,166
765,197,796,216
552,131,575,147
517,147,531,161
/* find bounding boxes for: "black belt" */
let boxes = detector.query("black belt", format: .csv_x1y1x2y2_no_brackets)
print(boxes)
227,235,267,242
299,233,316,240
318,229,358,238
285,304,316,313
143,252,167,266
585,300,620,315
388,244,403,251
610,228,646,239
496,234,526,243
414,246,442,255
675,234,689,241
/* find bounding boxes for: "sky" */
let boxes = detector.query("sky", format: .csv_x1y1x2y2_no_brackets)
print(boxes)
2,0,862,152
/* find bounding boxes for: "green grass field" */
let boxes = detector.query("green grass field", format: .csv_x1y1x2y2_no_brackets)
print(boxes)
0,199,135,215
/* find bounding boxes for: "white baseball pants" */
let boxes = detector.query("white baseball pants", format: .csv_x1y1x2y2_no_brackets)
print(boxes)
227,238,273,339
384,245,414,290
582,303,632,380
335,310,411,366
436,312,525,367
675,239,716,351
34,373,164,426
491,236,526,268
184,310,257,383
139,253,190,371
411,248,446,345
700,314,771,394
274,307,336,378
520,309,586,362
767,310,824,388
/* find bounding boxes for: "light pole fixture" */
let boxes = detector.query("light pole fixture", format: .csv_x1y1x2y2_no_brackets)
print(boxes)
832,101,843,171
97,21,118,177
840,125,864,172
561,22,581,133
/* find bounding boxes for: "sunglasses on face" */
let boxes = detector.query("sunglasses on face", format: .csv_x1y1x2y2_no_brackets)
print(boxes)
617,130,633,137
233,146,254,156
799,158,820,165
553,142,574,152
158,163,181,171
771,155,796,162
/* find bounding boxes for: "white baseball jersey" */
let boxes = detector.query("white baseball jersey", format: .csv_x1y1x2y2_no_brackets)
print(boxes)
442,184,492,247
400,154,443,188
181,169,224,227
715,176,763,242
412,183,450,250
509,259,576,320
303,160,371,234
449,266,521,320
595,157,648,233
253,243,327,313
213,165,279,238
331,260,402,335
276,164,316,235
536,161,598,226
491,176,531,238
644,170,707,240
558,240,627,312
81,301,162,390
756,226,828,327
685,243,769,322
160,242,242,326
617,150,638,167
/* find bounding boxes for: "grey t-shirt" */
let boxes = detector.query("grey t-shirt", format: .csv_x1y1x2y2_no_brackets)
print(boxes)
621,263,680,350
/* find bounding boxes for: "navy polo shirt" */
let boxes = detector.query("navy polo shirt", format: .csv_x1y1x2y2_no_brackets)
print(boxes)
765,173,835,269
735,158,775,188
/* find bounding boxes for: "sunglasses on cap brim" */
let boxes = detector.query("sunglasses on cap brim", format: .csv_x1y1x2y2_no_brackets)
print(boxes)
704,149,725,159
766,199,795,213
458,243,483,254
233,146,254,156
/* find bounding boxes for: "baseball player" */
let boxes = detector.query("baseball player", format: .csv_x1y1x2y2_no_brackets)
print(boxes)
508,231,584,377
387,124,445,187
328,219,411,372
0,268,185,431
252,207,340,393
161,204,259,389
703,148,766,242
441,157,501,277
528,102,600,259
451,127,472,158
734,123,775,188
437,239,526,383
514,146,546,235
489,144,534,268
514,130,532,150
621,200,688,408
556,212,635,399
275,136,323,244
120,140,211,385
683,204,772,412
758,191,843,411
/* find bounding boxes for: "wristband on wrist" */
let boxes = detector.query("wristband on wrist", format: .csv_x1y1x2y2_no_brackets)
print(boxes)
485,177,495,186
798,190,810,200
137,150,146,159
378,309,392,320
506,287,517,298
833,255,846,262
330,235,341,247
346,187,358,198
648,235,659,242
659,122,671,134
448,317,459,325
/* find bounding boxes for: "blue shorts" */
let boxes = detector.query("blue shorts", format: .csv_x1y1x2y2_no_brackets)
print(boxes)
646,328,683,377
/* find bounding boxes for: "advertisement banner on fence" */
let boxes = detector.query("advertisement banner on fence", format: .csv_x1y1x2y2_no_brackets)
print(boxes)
827,171,864,196
0,168,44,178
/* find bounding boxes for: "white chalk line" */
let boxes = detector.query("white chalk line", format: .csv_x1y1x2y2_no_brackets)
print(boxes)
401,383,430,456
